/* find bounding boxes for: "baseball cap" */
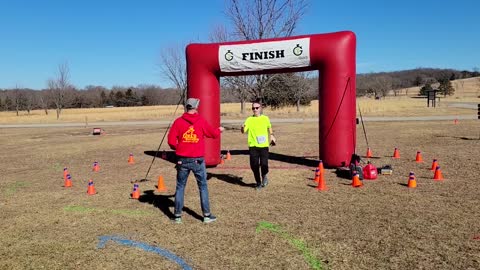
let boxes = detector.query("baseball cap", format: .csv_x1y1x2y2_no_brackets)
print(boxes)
186,98,200,110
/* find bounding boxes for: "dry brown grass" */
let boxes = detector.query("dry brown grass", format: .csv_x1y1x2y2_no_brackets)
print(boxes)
1,77,478,124
1,119,479,269
1,94,478,125
0,105,185,124
0,78,478,269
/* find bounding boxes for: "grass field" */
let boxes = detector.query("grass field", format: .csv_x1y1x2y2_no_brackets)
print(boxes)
0,98,477,125
0,80,479,269
1,116,479,269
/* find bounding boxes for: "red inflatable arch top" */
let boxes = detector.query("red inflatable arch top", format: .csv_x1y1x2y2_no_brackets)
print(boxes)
186,31,356,168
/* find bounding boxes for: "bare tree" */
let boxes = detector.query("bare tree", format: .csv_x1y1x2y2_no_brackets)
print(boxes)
38,91,49,115
226,0,308,40
209,24,231,43
24,90,35,114
209,24,255,113
159,45,187,107
223,76,257,113
293,72,315,111
47,62,73,119
371,75,393,98
222,0,309,108
12,86,24,116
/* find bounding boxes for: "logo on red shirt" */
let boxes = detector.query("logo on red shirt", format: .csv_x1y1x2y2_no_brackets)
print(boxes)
182,126,199,143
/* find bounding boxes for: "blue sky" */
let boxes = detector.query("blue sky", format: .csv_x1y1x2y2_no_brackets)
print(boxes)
1,0,479,90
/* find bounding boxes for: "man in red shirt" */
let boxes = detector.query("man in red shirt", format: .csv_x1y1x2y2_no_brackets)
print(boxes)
168,98,224,223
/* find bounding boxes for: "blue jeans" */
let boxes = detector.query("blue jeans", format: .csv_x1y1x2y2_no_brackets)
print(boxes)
174,157,211,217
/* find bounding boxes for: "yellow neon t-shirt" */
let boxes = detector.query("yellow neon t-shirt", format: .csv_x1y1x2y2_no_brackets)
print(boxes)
243,115,271,147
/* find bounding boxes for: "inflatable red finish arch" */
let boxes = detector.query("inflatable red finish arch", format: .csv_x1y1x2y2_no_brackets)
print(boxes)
186,31,356,168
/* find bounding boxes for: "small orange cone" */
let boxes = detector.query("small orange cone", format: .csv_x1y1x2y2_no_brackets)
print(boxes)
220,158,225,165
92,161,100,172
128,153,135,164
407,172,417,188
454,118,458,125
161,151,167,160
433,166,444,181
316,171,328,191
64,174,73,187
226,150,232,160
352,173,363,187
131,184,140,199
393,147,400,158
87,179,97,195
318,160,325,174
156,176,167,192
366,148,373,158
313,168,320,183
63,167,69,180
430,159,438,171
415,151,423,163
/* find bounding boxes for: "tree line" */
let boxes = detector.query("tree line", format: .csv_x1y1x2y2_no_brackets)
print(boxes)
2,67,477,116
356,68,480,98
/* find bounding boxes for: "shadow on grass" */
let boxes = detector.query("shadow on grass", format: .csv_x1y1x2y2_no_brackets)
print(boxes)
226,150,320,168
143,148,318,168
138,190,203,221
307,182,319,188
145,149,320,168
207,172,256,188
434,135,480,141
361,156,382,159
144,150,176,164
456,136,479,141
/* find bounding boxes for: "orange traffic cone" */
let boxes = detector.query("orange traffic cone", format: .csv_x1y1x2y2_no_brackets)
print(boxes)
156,176,167,192
64,174,73,187
313,168,320,183
128,153,135,164
316,171,328,191
63,167,69,180
407,172,417,188
415,151,423,163
454,118,458,125
87,179,97,195
393,147,400,158
366,147,373,158
318,160,325,174
226,150,232,160
433,166,444,181
131,184,140,199
161,151,167,160
430,159,438,171
92,161,100,172
352,173,363,187
220,158,225,165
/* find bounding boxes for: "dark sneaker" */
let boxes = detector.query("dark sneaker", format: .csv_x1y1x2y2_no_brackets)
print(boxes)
203,214,217,223
172,216,182,224
261,176,269,187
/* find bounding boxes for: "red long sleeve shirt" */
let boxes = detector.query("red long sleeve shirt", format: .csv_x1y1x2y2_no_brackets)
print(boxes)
167,112,221,158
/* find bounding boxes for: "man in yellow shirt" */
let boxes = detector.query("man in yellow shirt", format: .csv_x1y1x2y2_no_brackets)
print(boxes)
241,99,276,190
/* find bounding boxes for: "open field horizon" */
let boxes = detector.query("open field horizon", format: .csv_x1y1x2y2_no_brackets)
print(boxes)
0,77,478,125
0,98,478,125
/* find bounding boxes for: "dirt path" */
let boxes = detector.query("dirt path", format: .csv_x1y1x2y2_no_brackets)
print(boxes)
0,115,477,129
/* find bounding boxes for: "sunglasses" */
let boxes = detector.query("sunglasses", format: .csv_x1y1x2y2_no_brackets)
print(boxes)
252,106,261,110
